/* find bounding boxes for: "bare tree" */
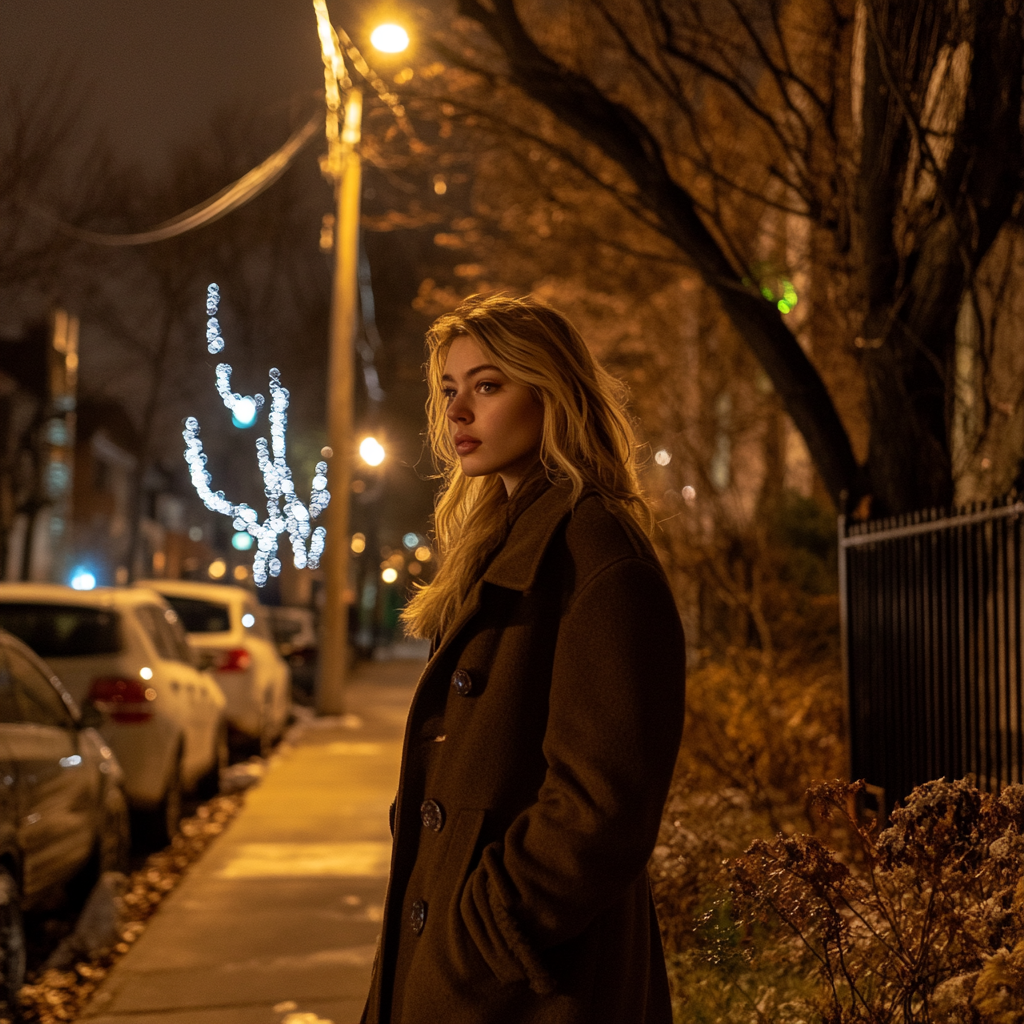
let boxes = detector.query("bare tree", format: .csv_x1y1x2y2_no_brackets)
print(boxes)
391,0,1024,515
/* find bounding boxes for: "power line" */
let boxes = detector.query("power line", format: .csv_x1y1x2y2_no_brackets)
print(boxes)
30,113,320,246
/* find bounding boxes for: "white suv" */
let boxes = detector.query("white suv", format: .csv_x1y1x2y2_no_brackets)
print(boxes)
0,584,227,844
137,581,291,756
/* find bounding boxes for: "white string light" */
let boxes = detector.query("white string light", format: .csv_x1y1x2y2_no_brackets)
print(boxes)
183,283,330,586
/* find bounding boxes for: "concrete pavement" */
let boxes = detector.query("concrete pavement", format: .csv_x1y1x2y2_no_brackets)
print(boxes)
79,656,421,1024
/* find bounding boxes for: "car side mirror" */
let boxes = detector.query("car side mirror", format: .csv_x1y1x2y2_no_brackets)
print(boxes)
78,701,105,730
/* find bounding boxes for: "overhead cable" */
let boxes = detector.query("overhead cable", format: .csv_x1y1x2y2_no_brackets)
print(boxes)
34,113,320,246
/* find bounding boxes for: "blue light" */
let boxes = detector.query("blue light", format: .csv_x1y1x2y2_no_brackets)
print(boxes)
232,396,258,428
403,533,419,549
70,568,96,591
232,531,254,551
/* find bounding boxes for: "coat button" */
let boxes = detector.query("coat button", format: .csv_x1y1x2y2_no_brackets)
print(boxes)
451,668,473,696
420,799,445,832
410,899,427,935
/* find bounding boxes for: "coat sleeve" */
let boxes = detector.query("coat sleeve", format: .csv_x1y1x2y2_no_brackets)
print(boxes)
459,556,686,992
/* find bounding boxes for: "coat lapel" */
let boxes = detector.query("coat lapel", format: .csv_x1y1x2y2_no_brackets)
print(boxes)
417,480,574,683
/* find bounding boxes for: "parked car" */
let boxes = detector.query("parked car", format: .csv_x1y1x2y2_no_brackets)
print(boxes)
265,606,317,706
136,581,290,755
0,584,227,845
0,626,130,1009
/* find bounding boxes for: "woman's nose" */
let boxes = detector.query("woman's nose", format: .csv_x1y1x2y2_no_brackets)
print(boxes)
446,393,471,422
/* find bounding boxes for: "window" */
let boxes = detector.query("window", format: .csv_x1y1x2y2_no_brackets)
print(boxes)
4,646,75,729
162,608,196,665
135,606,176,661
0,604,121,658
162,596,230,634
136,605,193,664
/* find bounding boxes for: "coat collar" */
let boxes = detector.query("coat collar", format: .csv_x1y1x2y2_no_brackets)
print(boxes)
482,477,575,593
422,476,575,678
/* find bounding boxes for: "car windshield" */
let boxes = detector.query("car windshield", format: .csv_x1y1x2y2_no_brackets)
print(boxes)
0,603,122,657
162,596,231,633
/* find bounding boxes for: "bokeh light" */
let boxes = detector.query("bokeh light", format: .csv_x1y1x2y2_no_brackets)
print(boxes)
370,23,409,53
70,568,96,590
359,436,385,466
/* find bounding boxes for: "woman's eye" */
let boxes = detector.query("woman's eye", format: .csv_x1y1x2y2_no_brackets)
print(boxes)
477,381,499,394
442,388,456,402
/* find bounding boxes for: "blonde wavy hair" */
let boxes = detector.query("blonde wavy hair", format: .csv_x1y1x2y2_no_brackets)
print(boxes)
402,293,652,640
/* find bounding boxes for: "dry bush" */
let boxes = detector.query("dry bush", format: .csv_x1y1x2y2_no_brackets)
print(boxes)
728,778,1024,1024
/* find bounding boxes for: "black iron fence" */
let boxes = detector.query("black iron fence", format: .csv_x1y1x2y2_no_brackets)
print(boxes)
839,497,1024,811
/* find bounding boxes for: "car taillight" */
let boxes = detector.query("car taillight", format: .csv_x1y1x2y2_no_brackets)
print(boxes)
88,677,157,724
215,648,251,672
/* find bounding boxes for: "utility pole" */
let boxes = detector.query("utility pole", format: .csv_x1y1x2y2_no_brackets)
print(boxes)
317,87,362,715
312,2,407,714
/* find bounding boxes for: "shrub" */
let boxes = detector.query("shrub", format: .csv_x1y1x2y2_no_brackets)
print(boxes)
730,778,1024,1023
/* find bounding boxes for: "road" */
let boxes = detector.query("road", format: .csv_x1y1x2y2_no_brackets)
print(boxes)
78,656,420,1024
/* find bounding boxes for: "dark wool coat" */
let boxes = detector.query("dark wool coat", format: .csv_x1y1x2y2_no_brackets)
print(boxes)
361,480,686,1024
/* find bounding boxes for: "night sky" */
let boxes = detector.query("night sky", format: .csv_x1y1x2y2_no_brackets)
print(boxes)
2,0,441,551
0,0,334,171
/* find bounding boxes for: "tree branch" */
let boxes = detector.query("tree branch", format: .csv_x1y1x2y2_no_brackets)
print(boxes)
456,0,862,508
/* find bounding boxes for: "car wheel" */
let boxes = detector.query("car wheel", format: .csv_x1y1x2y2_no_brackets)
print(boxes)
98,785,131,875
196,722,229,801
0,866,25,1019
252,692,278,759
134,752,183,849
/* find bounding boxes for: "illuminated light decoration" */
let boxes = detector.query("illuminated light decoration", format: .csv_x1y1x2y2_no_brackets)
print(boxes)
381,567,399,584
232,396,258,428
232,531,254,551
233,565,248,581
140,666,154,680
403,532,418,549
183,284,330,587
414,545,432,562
654,448,672,466
70,568,96,590
682,486,697,503
241,613,256,628
351,533,366,554
370,23,410,53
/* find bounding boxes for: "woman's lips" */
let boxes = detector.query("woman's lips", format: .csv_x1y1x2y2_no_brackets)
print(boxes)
454,436,481,455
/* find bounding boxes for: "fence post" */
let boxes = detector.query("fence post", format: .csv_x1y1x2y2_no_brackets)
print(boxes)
838,512,852,783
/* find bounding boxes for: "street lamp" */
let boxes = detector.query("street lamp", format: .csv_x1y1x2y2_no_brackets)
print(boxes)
359,435,386,467
314,2,408,715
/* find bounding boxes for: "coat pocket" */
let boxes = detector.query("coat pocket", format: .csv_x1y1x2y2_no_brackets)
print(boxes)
442,808,489,977
402,807,489,1004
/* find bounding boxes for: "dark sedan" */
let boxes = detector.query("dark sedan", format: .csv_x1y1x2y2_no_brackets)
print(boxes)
0,629,129,1013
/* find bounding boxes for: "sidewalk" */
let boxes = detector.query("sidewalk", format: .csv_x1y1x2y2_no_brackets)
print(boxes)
79,657,421,1024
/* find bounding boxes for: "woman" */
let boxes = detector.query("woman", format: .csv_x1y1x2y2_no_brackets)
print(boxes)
362,294,686,1024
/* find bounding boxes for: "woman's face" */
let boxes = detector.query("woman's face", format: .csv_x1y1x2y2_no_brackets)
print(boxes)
442,334,544,495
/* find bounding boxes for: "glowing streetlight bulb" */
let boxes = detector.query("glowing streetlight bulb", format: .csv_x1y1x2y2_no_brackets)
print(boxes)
359,436,385,466
371,23,409,53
